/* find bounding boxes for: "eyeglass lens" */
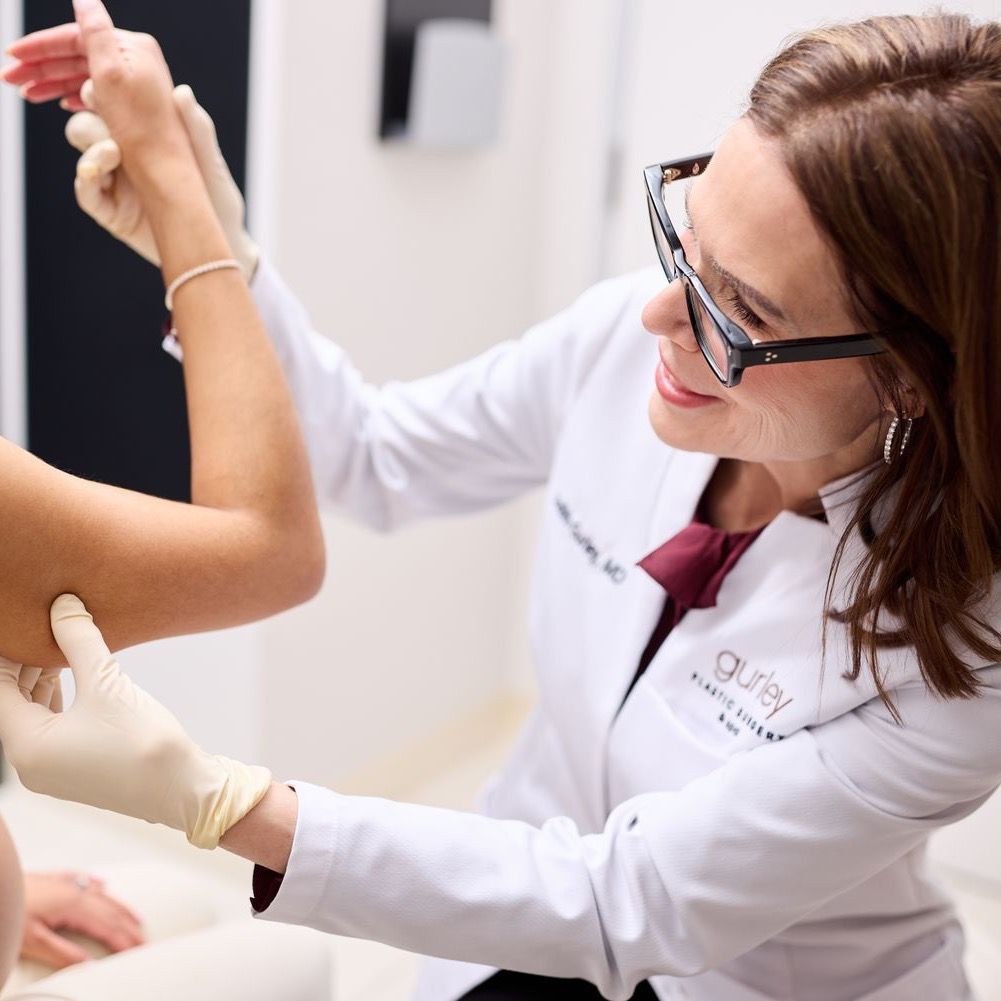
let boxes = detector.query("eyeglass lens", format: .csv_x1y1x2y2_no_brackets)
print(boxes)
684,285,728,379
647,197,677,281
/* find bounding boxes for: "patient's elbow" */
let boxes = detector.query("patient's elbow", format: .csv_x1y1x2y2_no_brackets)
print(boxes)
293,532,327,603
271,522,327,609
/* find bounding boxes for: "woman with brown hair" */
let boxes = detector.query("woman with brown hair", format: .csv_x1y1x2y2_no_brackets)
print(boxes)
2,7,999,1001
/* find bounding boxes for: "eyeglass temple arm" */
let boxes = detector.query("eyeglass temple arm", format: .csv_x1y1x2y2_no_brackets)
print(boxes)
658,153,713,183
735,334,885,368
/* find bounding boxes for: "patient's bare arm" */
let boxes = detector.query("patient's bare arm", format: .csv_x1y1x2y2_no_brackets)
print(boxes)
0,1,324,667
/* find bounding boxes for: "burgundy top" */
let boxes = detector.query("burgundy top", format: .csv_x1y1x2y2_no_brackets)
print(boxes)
633,504,765,682
251,505,767,913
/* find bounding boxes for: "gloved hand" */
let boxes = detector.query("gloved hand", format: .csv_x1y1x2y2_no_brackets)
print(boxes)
0,596,271,850
65,83,259,279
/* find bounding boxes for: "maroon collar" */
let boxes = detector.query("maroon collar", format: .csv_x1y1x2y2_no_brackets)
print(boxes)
637,510,765,610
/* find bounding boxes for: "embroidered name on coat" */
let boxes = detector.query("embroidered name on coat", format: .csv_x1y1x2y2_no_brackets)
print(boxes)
555,497,628,584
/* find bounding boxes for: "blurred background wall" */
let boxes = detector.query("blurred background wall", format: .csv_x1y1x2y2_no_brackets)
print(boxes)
2,0,1000,825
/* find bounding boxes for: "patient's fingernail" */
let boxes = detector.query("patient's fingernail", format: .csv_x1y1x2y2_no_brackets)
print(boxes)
77,161,99,180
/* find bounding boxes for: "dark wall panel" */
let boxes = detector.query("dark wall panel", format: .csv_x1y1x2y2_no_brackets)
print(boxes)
24,0,251,501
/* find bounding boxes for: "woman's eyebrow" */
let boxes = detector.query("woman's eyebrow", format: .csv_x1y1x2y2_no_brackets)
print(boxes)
710,260,788,322
683,185,788,323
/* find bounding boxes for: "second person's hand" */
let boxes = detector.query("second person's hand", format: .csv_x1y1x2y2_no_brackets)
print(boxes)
0,596,273,851
64,85,259,278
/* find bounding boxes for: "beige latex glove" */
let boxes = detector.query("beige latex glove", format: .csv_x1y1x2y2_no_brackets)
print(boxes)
0,596,271,850
65,82,259,280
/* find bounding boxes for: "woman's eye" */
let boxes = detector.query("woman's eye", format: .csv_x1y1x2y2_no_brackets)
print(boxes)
722,288,764,330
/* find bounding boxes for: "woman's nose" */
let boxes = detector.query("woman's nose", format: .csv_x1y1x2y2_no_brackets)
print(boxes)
641,280,699,352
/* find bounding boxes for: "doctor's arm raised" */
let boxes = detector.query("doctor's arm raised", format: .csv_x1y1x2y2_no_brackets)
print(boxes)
0,0,323,667
6,597,999,998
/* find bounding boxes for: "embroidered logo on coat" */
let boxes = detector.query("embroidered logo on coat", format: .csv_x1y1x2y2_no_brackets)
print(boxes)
687,651,795,744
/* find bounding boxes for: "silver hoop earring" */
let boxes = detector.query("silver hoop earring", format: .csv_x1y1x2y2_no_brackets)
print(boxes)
882,417,914,464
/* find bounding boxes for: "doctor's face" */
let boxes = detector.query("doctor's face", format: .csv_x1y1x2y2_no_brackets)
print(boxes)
641,119,884,464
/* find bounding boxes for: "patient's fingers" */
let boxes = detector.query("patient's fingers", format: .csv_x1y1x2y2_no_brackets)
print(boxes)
20,75,89,104
81,78,96,109
6,24,85,63
74,174,116,227
74,0,121,86
0,55,88,86
65,109,110,153
77,137,121,180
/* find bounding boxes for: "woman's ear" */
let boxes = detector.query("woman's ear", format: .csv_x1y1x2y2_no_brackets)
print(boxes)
900,384,926,419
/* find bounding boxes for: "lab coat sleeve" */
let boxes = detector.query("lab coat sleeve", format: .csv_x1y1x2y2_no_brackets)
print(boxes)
256,667,1001,1000
250,259,640,530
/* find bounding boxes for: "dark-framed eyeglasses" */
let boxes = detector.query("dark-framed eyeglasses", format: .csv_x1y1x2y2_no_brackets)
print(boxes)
643,153,885,388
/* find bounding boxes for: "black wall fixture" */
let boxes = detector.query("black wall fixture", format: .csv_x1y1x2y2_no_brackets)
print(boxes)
379,0,491,139
23,0,251,502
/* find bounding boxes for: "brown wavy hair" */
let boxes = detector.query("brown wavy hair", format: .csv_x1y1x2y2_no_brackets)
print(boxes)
746,13,1001,715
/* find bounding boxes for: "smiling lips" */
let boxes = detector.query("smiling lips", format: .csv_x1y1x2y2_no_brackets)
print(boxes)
654,352,720,409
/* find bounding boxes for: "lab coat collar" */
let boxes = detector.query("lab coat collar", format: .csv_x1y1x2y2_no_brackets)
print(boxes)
817,461,883,537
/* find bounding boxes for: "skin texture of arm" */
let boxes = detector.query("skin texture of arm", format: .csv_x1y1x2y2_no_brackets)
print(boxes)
0,2,324,667
220,783,298,875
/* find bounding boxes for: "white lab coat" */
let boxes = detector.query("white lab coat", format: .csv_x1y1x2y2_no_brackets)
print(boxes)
248,260,998,1001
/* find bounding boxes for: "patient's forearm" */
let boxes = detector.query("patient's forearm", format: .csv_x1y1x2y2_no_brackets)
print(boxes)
220,783,298,875
126,155,323,579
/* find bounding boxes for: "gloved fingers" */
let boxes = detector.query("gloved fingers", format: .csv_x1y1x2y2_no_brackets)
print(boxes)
65,109,111,153
49,594,116,695
174,84,225,175
0,659,54,739
0,657,25,704
81,77,96,110
76,137,121,181
17,667,43,701
74,173,117,230
32,670,64,712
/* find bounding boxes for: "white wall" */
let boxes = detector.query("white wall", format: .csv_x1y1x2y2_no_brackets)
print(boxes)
602,0,1001,279
251,0,615,785
0,0,25,449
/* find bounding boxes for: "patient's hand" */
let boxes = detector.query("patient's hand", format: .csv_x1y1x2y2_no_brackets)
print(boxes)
21,872,145,969
4,1,189,172
2,11,259,277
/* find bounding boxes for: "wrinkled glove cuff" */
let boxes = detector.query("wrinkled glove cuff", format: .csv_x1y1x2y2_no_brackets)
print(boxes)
188,756,273,850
